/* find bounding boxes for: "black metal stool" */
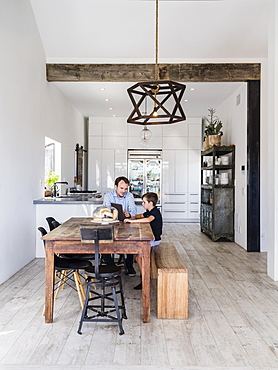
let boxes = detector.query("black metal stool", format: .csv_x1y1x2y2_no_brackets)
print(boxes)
77,224,127,335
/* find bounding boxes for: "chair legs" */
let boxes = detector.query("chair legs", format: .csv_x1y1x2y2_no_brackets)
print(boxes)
74,271,86,307
42,269,85,316
77,277,127,335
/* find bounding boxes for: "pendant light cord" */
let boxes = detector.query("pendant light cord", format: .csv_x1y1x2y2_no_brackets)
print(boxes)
155,0,159,81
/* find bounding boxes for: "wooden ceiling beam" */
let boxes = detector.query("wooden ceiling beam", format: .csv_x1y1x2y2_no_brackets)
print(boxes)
46,63,260,83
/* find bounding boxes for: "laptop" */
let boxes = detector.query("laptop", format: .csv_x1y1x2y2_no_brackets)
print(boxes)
111,203,125,222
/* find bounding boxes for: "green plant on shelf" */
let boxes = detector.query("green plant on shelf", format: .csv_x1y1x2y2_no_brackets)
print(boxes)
204,108,223,137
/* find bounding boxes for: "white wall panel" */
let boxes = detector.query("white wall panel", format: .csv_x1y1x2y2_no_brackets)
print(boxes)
163,123,188,137
88,149,102,191
115,149,128,178
102,122,127,137
175,150,188,193
188,136,202,150
102,135,127,149
189,123,202,137
127,136,163,149
89,136,102,149
188,149,200,194
89,121,102,136
163,136,188,149
102,149,115,192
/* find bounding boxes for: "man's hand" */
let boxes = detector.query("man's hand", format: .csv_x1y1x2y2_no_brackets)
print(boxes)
123,210,130,218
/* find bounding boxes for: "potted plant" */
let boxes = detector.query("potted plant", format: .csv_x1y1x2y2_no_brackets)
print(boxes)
44,169,59,196
203,108,223,150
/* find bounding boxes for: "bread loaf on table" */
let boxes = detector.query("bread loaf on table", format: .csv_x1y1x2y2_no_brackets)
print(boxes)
93,207,118,221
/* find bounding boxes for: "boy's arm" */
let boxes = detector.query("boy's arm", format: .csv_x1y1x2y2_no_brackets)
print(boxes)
124,214,155,223
126,213,143,221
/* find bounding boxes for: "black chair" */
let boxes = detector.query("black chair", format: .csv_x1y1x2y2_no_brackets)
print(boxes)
46,217,58,231
77,224,127,335
38,227,93,309
51,220,61,229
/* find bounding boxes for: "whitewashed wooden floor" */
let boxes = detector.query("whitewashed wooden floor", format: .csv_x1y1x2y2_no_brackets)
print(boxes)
1,223,278,370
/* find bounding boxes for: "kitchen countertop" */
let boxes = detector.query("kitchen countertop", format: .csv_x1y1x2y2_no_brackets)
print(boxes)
33,195,103,205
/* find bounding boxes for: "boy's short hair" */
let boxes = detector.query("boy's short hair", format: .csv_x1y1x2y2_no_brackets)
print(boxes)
142,192,158,206
115,176,130,186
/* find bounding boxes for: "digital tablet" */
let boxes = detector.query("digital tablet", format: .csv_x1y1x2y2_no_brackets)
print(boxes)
111,202,125,221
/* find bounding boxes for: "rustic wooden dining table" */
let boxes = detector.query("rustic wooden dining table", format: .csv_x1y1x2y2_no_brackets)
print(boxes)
42,217,154,323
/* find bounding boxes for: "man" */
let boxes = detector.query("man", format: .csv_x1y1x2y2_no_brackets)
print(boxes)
124,192,163,290
103,176,137,276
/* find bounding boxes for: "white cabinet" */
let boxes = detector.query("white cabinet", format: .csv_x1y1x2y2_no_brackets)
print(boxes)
115,149,127,179
188,149,200,194
162,150,187,195
88,148,101,192
162,150,188,221
162,150,175,194
88,148,118,193
88,121,128,194
102,149,115,193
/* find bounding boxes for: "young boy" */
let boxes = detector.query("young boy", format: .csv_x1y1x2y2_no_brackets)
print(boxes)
124,192,163,289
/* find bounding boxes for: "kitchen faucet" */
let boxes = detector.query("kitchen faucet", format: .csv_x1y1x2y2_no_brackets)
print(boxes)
51,181,68,197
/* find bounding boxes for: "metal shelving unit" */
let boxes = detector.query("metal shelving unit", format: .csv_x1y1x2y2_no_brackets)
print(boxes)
200,145,235,241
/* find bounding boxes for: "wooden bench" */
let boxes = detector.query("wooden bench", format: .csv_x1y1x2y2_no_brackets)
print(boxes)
151,242,188,319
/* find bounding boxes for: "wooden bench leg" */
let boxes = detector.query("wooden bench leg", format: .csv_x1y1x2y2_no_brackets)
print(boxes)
157,268,188,319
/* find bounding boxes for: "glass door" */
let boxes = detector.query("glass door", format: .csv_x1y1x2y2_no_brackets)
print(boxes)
146,159,161,204
128,159,144,199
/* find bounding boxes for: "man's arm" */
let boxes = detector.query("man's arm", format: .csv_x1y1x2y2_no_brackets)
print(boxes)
103,192,112,207
126,192,137,217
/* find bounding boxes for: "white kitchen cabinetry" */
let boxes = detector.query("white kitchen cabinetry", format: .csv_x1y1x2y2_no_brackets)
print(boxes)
88,148,102,192
162,150,188,221
88,148,127,194
101,149,115,193
163,150,188,195
188,149,201,220
115,149,127,179
88,117,201,222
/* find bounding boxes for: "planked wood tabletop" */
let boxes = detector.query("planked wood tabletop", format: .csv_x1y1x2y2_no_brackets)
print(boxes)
42,217,154,242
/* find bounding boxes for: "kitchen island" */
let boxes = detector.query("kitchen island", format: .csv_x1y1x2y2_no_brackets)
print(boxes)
34,195,103,257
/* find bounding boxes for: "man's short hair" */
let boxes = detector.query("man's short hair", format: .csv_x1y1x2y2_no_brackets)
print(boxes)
115,176,130,186
142,192,158,206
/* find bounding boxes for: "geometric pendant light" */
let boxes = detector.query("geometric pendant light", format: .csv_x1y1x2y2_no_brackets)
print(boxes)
127,80,186,125
127,0,186,125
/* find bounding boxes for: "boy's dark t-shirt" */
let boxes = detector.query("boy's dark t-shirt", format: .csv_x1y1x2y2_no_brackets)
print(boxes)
143,206,163,241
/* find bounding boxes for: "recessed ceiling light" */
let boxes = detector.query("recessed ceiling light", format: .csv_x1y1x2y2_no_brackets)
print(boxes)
109,107,113,110
190,88,195,91
100,88,105,91
113,114,116,117
184,99,188,102
105,98,109,101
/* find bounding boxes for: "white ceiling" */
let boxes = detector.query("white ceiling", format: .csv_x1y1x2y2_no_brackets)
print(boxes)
30,0,268,118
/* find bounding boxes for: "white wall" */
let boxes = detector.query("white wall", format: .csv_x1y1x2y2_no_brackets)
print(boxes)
217,84,247,250
0,0,84,284
267,0,278,279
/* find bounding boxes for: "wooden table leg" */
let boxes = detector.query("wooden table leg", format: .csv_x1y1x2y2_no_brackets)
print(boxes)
45,242,55,323
141,241,151,323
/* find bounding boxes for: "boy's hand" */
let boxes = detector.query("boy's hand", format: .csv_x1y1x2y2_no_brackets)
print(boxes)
124,219,131,223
